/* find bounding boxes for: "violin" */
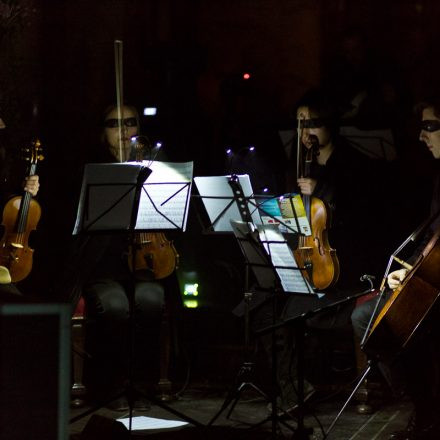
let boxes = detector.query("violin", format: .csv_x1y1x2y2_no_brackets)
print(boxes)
0,140,43,282
293,120,339,290
127,138,179,280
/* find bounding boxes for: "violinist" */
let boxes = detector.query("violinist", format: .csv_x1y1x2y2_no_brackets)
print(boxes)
253,88,374,416
58,104,174,411
0,118,40,296
351,96,440,440
293,87,375,290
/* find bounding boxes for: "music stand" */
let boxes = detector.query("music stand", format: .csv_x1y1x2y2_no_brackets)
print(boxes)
70,162,202,430
256,286,373,440
194,174,315,435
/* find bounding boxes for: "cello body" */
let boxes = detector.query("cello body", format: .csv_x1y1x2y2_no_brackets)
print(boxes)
364,231,440,357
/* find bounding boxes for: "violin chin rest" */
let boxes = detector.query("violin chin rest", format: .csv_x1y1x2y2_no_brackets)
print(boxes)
0,265,12,284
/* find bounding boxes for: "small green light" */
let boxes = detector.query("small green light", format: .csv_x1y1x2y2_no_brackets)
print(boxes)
183,283,199,297
184,299,199,308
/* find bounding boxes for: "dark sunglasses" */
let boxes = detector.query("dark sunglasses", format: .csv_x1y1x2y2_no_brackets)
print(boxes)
104,117,137,128
298,118,326,129
421,120,440,133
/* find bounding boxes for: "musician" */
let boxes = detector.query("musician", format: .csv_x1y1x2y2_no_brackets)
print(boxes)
351,96,440,439
60,104,173,411
293,87,377,289
253,88,375,416
0,120,40,295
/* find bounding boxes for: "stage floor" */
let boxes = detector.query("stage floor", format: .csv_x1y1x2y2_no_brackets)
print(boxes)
69,384,412,439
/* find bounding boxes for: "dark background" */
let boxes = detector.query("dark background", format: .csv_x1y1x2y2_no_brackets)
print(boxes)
1,0,439,353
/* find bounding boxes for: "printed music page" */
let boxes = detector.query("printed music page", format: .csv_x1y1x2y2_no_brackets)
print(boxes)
257,225,314,294
133,160,193,231
258,193,311,236
194,174,261,232
231,221,314,295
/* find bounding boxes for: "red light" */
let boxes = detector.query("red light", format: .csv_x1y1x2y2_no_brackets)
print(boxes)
243,73,251,80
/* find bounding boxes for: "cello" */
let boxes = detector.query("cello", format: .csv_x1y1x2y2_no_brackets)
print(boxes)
0,140,43,282
363,229,440,357
293,117,339,290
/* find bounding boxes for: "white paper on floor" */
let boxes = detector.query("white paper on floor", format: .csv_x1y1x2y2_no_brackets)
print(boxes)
117,416,188,430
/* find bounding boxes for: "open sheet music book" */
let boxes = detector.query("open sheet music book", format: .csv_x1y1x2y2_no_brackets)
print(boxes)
258,193,311,236
231,221,316,295
73,161,193,234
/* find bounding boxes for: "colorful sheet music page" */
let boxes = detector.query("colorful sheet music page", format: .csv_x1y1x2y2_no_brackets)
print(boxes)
258,193,311,236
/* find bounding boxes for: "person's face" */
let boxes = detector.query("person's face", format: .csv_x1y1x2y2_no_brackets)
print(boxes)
103,106,138,161
419,107,440,159
296,106,332,149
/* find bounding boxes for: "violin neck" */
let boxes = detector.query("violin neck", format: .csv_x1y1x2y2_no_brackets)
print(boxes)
16,163,37,233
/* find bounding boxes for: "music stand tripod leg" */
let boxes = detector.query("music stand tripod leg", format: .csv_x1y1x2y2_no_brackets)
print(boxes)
288,316,315,439
208,290,269,425
324,361,372,437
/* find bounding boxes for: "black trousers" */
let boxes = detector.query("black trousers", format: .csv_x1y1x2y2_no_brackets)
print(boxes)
351,294,440,422
83,278,165,397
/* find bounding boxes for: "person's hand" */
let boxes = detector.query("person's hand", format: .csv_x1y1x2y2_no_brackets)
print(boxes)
297,177,317,196
387,268,408,290
23,175,39,197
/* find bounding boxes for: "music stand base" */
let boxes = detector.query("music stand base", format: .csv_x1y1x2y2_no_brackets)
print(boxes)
208,361,270,426
70,385,203,428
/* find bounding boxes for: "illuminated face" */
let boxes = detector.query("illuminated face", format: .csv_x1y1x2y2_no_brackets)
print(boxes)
296,106,332,149
419,107,440,159
103,106,138,162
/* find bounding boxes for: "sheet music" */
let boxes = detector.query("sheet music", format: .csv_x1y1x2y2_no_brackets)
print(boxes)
132,161,193,231
257,225,313,294
117,416,188,430
73,161,192,234
258,194,311,236
231,221,314,295
194,174,261,232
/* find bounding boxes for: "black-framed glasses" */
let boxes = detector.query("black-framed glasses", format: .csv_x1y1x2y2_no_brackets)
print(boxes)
421,120,440,133
104,117,138,128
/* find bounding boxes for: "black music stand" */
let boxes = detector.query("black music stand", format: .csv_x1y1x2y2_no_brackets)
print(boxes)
231,220,321,438
256,286,373,440
194,174,314,436
70,162,201,431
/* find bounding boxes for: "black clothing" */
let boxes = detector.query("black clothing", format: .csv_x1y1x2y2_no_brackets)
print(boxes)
52,149,181,399
297,135,375,289
249,135,374,408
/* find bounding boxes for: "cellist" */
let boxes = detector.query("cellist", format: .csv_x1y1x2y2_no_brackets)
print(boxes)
352,96,440,440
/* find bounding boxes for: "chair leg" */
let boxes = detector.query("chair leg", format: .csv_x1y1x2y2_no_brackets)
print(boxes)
71,315,87,407
157,303,173,401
